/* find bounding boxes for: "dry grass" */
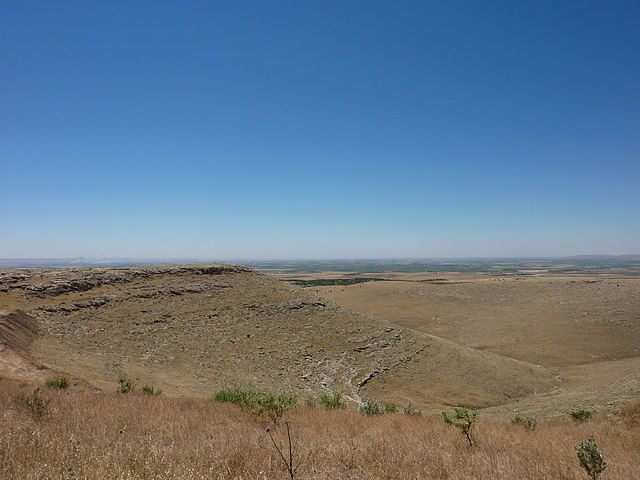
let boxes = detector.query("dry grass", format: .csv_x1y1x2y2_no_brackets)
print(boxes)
311,276,640,367
1,381,638,480
618,399,640,426
311,275,640,416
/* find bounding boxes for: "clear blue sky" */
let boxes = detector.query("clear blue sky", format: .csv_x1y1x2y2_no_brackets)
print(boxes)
2,1,639,259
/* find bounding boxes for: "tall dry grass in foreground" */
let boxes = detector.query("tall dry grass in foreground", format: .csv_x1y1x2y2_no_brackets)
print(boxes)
1,383,638,480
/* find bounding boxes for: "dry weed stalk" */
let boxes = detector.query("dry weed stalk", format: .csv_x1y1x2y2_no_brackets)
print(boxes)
266,419,297,479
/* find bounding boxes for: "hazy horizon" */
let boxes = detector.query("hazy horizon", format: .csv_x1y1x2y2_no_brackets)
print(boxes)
2,254,639,264
3,2,639,259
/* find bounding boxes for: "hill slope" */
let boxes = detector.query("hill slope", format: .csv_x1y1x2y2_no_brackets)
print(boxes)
0,264,555,409
310,276,640,366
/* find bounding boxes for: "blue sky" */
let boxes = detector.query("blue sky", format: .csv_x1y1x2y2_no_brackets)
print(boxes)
2,1,639,259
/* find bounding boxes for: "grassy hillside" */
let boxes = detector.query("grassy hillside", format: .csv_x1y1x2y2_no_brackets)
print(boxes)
0,264,555,411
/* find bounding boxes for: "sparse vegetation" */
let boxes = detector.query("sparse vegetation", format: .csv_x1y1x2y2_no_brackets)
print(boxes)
512,415,537,431
383,401,398,413
576,437,607,480
403,402,422,416
571,409,593,422
14,387,50,419
117,375,136,394
359,398,386,416
317,389,345,409
442,407,478,446
142,384,162,396
45,376,70,389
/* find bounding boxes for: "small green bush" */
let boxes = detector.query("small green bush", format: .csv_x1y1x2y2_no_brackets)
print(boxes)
318,389,346,410
442,407,478,446
142,385,162,396
403,402,422,416
512,415,537,431
359,399,385,416
571,409,593,422
117,375,136,394
45,377,70,389
15,388,51,419
576,437,607,480
383,401,398,413
214,385,266,408
254,392,298,418
213,385,296,419
214,386,250,405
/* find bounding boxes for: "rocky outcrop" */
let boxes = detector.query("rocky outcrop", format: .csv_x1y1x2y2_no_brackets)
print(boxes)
0,271,32,292
39,294,118,313
23,264,249,297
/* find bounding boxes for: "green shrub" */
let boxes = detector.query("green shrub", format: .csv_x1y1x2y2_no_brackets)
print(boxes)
403,402,422,416
318,389,345,410
214,385,266,407
442,407,478,446
359,399,385,416
117,375,136,394
142,385,162,396
45,377,70,389
213,385,296,419
576,437,607,480
383,401,398,413
15,388,51,419
254,392,297,418
571,409,593,422
512,415,537,431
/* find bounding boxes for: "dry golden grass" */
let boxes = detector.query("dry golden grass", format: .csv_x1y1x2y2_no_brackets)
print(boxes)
618,399,640,426
2,381,639,480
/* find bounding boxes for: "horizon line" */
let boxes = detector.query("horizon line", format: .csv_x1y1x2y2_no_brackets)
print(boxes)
1,254,639,262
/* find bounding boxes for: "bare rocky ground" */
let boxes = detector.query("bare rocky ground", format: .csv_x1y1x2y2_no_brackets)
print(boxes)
0,264,555,412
